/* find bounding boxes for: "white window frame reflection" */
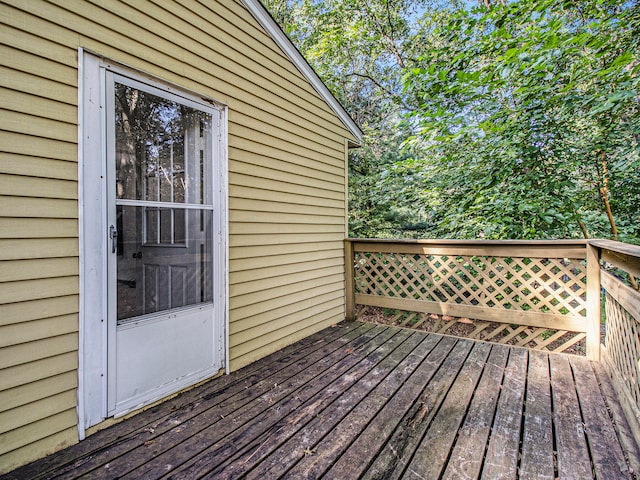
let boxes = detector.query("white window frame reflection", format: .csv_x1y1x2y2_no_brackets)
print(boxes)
111,79,213,248
143,207,186,247
111,74,218,320
143,136,187,247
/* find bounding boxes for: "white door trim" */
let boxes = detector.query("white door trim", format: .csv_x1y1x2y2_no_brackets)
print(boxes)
78,50,109,436
77,49,229,438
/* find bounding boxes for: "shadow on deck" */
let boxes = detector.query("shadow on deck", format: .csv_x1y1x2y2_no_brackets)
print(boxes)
3,321,639,479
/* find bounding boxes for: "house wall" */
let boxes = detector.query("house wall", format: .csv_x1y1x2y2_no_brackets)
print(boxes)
0,0,354,472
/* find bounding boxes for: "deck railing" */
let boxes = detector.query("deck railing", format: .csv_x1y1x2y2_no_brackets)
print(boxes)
345,238,640,430
590,239,640,440
345,239,596,355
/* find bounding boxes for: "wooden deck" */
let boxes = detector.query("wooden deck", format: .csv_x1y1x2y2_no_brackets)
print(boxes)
4,321,639,480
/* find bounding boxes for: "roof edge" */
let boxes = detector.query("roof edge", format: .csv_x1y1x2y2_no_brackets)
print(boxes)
241,0,363,146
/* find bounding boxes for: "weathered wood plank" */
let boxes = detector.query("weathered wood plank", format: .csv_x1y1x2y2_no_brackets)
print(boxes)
115,327,400,479
602,270,640,321
352,239,586,258
252,333,442,480
28,322,371,480
3,323,637,480
550,354,593,480
519,349,555,480
592,239,640,279
345,239,355,321
322,335,457,480
176,330,428,478
480,347,528,479
590,239,640,259
571,356,632,479
361,338,474,480
405,341,492,479
593,360,640,477
441,344,510,480
586,242,601,361
356,293,586,333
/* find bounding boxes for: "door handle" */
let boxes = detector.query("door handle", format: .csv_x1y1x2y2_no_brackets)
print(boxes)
109,225,118,254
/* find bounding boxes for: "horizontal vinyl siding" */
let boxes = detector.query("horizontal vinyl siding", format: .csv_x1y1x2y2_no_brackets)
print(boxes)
0,174,77,199
0,0,352,472
0,3,81,467
0,412,78,470
230,304,346,367
230,284,345,341
0,153,78,180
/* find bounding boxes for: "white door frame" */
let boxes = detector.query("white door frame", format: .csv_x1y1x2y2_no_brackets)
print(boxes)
77,49,229,438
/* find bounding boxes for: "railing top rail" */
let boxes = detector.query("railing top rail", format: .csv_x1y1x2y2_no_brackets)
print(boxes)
347,238,588,247
347,238,588,258
589,239,640,258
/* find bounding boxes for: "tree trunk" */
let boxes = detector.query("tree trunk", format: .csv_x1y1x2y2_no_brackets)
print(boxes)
599,153,618,241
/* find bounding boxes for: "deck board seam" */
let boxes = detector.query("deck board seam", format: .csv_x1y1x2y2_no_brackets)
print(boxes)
319,333,447,480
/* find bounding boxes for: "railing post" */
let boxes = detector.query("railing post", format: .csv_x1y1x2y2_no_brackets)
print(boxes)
344,239,356,321
586,241,601,361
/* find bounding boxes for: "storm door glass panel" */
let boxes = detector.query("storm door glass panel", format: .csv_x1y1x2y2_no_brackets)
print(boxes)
114,80,214,323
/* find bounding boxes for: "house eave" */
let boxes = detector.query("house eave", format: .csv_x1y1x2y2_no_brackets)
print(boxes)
241,0,363,146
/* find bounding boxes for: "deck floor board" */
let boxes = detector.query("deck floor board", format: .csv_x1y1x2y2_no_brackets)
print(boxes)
362,337,473,480
519,349,555,480
480,347,528,480
2,321,637,480
222,331,431,480
441,344,509,480
571,356,630,479
406,341,492,479
550,354,593,480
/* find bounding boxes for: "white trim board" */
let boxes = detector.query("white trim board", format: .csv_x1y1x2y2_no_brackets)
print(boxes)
77,47,86,441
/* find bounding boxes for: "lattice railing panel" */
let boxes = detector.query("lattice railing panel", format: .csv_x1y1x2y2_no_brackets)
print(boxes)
355,252,587,317
358,306,586,355
604,292,640,408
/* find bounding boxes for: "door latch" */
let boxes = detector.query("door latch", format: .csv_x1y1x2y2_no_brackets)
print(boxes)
109,225,118,254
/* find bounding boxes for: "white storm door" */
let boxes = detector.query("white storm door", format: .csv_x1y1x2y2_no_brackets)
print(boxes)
106,73,223,416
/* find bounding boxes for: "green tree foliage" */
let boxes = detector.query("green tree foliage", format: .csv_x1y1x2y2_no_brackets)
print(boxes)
262,0,639,242
402,0,639,240
263,0,437,238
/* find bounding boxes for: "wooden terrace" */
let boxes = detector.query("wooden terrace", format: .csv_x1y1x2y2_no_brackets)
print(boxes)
3,320,639,480
3,238,640,479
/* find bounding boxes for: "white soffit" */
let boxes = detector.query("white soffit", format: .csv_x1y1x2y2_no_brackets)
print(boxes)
241,0,363,146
